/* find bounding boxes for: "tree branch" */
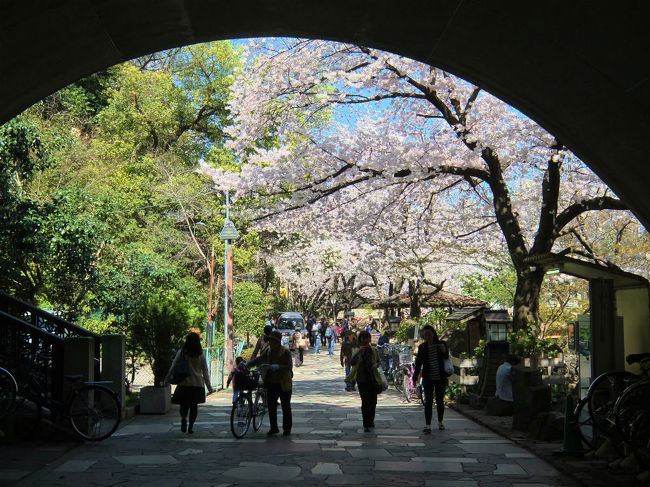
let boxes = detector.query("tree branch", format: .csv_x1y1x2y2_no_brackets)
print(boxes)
555,196,628,233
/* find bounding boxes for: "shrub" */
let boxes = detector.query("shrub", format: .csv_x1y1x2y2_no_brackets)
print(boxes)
394,319,418,342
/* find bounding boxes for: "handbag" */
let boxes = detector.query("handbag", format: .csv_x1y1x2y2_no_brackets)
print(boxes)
169,352,190,384
377,366,389,392
443,354,454,377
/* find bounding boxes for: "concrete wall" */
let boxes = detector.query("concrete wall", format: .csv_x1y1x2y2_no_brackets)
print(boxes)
616,287,650,373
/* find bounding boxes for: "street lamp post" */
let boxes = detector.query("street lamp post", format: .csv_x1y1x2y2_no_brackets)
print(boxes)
218,192,239,386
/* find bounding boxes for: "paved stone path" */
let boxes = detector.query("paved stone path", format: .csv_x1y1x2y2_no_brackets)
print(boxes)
4,345,577,486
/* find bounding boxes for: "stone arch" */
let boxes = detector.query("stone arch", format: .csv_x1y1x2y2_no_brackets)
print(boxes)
1,2,649,226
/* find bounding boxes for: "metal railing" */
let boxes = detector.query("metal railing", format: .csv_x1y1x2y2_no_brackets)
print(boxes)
0,310,65,405
0,291,103,404
204,340,245,390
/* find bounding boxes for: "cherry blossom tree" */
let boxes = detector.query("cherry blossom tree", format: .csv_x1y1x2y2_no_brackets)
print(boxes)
202,39,632,333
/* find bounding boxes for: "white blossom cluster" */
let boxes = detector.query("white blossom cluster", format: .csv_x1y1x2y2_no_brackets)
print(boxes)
199,38,640,298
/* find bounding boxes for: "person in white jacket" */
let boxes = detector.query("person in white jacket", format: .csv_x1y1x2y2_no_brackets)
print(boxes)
166,332,214,434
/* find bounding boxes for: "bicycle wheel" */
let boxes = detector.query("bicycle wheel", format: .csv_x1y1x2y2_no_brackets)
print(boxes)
614,380,650,466
587,371,636,433
10,391,42,441
230,394,251,439
393,369,405,392
0,367,17,420
575,396,604,450
252,388,267,431
402,372,412,402
69,385,121,441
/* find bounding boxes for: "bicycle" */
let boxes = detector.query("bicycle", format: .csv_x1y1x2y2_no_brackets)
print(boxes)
7,353,121,441
578,352,650,460
612,353,650,465
0,366,18,421
401,359,424,405
390,345,413,394
230,367,267,439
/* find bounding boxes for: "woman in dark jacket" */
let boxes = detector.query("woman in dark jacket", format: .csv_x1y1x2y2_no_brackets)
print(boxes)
413,325,449,433
347,330,381,432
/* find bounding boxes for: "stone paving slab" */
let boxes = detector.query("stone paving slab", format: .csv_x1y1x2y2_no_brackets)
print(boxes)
4,343,582,487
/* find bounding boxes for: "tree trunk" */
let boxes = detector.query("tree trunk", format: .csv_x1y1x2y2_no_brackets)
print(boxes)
512,267,545,333
408,280,421,318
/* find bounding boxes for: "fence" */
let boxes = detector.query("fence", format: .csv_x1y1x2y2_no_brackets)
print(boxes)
449,356,481,394
448,353,566,393
205,340,244,390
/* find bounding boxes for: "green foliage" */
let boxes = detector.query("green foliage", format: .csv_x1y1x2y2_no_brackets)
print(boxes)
394,318,418,343
233,281,267,340
506,325,559,358
239,346,255,362
268,293,290,317
0,119,50,299
472,325,559,360
131,295,192,386
461,264,516,308
0,118,105,309
419,309,447,329
472,338,487,359
94,248,203,384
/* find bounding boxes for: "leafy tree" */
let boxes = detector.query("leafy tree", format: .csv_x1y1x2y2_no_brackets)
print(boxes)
462,265,516,309
95,249,203,384
232,281,267,345
0,119,105,313
131,295,193,386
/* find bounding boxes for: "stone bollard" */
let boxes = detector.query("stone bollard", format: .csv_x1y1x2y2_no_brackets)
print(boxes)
512,365,551,431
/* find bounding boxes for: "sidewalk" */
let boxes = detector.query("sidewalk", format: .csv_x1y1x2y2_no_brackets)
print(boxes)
2,347,577,486
450,402,647,487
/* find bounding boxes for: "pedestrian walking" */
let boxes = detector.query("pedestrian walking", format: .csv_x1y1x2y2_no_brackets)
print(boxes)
247,331,293,436
251,324,273,359
166,332,214,434
325,323,334,355
413,325,450,433
328,322,338,355
312,319,322,353
346,330,382,432
290,327,304,366
320,317,328,347
340,329,358,391
306,316,315,347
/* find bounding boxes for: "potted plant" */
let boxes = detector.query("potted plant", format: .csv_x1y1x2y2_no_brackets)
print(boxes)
131,296,191,414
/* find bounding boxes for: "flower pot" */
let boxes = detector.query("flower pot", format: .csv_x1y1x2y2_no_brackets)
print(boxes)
139,385,171,414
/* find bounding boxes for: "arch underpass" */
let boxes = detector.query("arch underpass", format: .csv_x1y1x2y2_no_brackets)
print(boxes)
1,1,649,227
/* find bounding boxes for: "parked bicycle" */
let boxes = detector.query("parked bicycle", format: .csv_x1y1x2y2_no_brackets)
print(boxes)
386,344,413,393
0,366,18,420
229,365,268,439
576,352,650,465
401,359,424,405
3,353,121,441
612,353,650,465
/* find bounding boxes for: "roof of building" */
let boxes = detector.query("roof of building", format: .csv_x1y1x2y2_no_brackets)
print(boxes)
370,288,487,309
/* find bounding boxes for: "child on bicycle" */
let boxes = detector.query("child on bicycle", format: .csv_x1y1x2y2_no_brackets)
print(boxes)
227,356,247,404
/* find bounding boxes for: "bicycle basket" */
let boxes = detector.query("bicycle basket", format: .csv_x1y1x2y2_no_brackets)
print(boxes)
399,351,411,364
235,370,259,390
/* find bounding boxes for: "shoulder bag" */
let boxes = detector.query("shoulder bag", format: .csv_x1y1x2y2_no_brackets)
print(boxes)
169,351,190,384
